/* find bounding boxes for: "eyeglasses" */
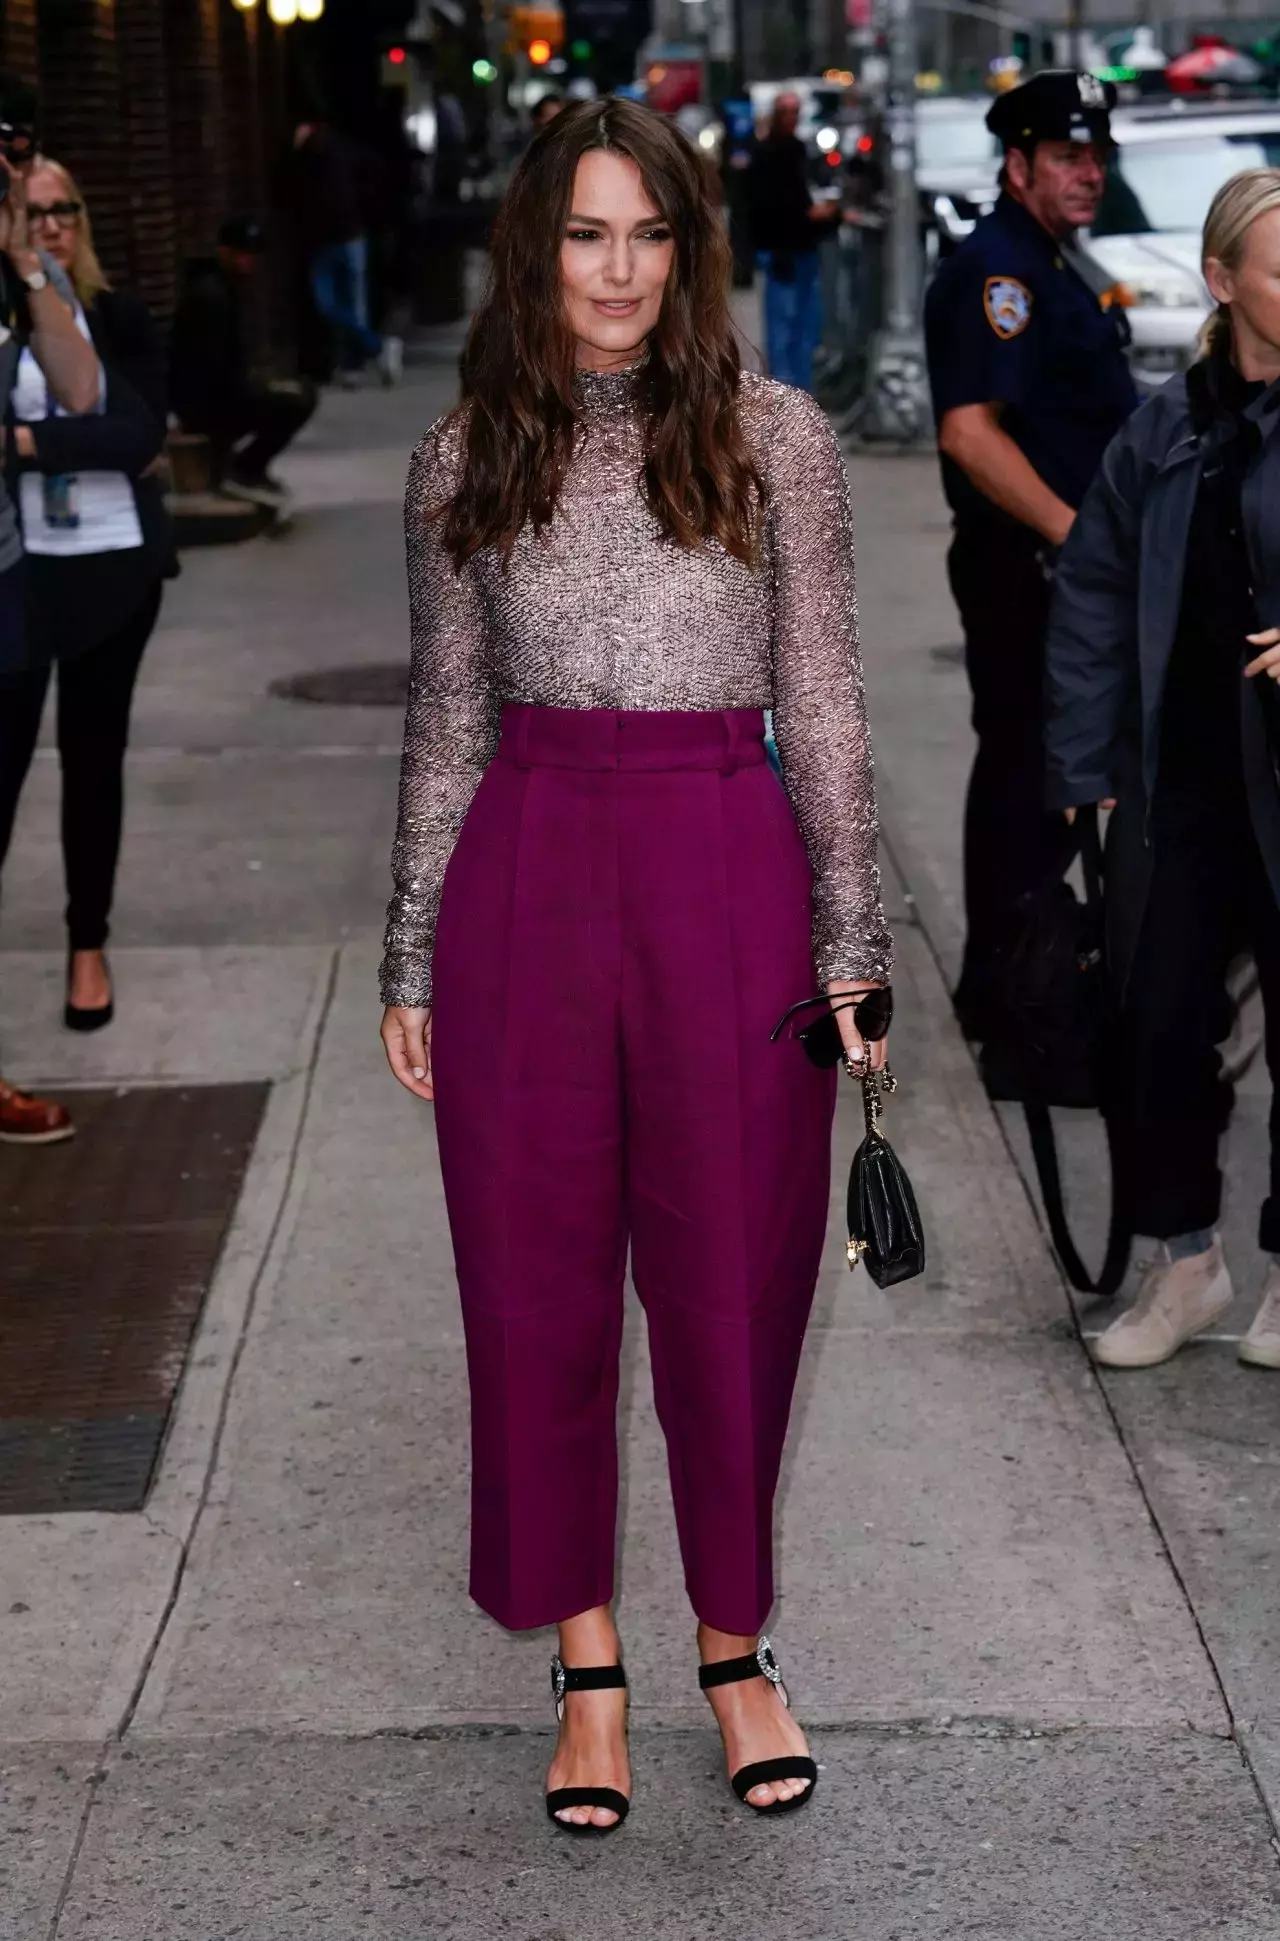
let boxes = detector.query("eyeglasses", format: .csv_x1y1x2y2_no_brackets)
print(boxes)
28,200,83,228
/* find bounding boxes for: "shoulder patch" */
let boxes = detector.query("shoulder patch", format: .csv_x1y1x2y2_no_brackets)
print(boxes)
983,276,1033,340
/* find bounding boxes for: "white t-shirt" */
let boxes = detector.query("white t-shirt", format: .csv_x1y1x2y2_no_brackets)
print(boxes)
14,295,143,557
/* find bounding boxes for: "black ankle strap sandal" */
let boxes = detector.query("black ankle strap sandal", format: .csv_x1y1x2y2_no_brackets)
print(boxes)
545,1657,630,1836
698,1636,818,1815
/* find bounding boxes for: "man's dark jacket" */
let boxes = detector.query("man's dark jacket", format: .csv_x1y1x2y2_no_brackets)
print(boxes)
746,135,817,258
169,257,249,428
1045,356,1280,994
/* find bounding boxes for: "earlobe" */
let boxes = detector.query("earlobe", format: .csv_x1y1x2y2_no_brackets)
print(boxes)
1204,258,1231,307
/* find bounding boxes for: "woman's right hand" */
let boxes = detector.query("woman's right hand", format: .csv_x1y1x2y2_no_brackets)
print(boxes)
381,1006,434,1101
0,156,31,266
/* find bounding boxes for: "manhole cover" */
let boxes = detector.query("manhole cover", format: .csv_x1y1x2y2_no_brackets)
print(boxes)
0,1083,268,1513
930,643,965,666
269,663,409,706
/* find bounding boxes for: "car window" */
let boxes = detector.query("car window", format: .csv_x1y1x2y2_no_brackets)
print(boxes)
1094,131,1280,236
916,115,1000,171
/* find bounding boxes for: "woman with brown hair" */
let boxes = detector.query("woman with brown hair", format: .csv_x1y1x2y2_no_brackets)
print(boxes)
0,155,170,1031
379,97,892,1832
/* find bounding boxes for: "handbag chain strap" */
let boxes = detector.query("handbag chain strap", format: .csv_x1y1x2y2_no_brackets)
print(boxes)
848,1061,896,1132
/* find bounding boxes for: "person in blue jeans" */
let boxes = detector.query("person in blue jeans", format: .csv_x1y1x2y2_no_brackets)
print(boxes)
746,93,836,391
290,118,402,386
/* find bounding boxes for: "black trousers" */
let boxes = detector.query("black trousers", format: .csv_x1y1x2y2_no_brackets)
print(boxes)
0,582,162,951
948,523,1068,1034
180,379,317,484
1119,786,1280,1251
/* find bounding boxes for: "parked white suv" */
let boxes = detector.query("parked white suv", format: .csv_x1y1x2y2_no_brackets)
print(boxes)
1087,102,1280,389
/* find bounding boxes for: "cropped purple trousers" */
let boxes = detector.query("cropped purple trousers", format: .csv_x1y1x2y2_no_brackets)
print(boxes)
431,706,836,1634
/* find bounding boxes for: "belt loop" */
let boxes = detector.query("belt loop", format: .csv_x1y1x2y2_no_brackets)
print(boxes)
719,712,740,776
515,708,531,769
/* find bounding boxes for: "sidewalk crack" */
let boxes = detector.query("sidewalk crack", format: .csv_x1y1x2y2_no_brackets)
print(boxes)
109,946,341,1747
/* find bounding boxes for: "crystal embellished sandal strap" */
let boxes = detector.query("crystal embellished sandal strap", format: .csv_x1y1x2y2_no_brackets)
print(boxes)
550,1655,627,1719
698,1635,789,1704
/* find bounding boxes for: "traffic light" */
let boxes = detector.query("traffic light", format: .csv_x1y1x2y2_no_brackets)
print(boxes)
509,5,565,58
1010,30,1031,64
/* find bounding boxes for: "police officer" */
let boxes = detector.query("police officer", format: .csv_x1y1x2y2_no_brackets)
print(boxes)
924,71,1138,1046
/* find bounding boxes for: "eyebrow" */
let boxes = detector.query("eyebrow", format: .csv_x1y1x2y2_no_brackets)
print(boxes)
565,210,668,229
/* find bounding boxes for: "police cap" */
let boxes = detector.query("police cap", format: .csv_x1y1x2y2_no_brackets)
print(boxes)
985,70,1116,154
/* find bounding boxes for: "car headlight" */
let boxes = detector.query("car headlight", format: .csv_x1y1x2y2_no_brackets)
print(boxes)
1122,269,1204,309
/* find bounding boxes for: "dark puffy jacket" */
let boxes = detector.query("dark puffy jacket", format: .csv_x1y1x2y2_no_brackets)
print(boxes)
1044,355,1280,991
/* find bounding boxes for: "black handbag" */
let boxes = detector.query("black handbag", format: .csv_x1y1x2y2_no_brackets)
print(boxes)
847,1065,926,1288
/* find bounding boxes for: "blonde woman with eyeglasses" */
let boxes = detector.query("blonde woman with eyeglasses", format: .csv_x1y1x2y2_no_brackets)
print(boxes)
0,155,172,1032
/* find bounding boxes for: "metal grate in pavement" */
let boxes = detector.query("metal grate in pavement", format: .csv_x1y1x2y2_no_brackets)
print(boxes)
0,1084,268,1514
268,664,409,706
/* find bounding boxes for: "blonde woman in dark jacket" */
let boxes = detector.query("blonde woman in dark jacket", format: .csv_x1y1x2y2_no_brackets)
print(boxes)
1045,168,1280,1373
0,157,170,1032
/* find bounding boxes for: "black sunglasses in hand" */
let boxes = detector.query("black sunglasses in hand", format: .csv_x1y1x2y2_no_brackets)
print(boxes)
770,987,894,1070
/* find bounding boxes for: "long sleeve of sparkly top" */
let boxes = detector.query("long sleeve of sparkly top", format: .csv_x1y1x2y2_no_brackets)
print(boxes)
380,372,891,1007
380,421,498,1008
766,388,891,985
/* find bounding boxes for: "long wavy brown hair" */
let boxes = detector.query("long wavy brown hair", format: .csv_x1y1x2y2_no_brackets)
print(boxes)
439,96,762,567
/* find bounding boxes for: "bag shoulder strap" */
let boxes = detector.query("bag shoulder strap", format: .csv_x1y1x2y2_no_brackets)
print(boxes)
1022,1098,1131,1297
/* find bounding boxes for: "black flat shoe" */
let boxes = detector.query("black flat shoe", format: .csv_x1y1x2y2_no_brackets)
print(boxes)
545,1656,630,1836
699,1637,818,1816
65,955,114,1033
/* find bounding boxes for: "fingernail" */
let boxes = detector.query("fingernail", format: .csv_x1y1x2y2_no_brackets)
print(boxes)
412,1067,426,1079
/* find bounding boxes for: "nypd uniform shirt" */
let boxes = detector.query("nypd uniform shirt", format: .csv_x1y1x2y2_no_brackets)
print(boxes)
924,191,1138,532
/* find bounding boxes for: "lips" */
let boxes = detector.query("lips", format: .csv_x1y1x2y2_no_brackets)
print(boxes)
592,299,641,316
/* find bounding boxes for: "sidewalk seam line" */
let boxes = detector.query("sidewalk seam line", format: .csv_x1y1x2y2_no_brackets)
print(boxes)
43,1746,110,1941
109,945,341,1748
876,816,1280,1852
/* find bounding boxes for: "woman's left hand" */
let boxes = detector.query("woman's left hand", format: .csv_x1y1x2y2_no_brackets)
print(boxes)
825,978,889,1074
1245,628,1280,680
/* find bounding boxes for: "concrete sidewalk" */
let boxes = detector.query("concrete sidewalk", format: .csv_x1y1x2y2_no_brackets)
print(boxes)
1,364,1277,1938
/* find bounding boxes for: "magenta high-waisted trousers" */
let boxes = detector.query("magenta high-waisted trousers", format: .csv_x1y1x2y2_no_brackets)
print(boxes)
431,706,836,1634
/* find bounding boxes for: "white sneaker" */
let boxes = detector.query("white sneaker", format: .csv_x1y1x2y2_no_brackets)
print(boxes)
379,334,404,386
1092,1237,1234,1368
1239,1265,1280,1369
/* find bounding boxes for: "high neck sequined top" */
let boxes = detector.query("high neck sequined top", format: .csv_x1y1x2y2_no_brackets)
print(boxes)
380,366,892,1006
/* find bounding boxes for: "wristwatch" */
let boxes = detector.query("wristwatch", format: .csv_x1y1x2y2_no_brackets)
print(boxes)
20,266,48,293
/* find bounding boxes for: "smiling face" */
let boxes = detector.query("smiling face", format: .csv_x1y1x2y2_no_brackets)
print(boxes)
559,148,676,372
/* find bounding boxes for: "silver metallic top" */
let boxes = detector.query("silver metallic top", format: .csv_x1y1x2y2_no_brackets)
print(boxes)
380,366,892,1007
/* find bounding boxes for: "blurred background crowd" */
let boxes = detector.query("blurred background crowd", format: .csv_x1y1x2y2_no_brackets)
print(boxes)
0,0,1278,439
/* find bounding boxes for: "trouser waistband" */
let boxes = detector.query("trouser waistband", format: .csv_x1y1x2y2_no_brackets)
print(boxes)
495,705,768,774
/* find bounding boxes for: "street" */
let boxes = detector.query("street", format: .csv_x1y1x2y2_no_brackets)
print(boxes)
2,338,1279,1937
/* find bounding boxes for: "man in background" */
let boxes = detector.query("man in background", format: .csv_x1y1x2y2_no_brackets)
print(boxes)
746,91,837,391
169,217,318,510
531,91,565,134
290,114,403,385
